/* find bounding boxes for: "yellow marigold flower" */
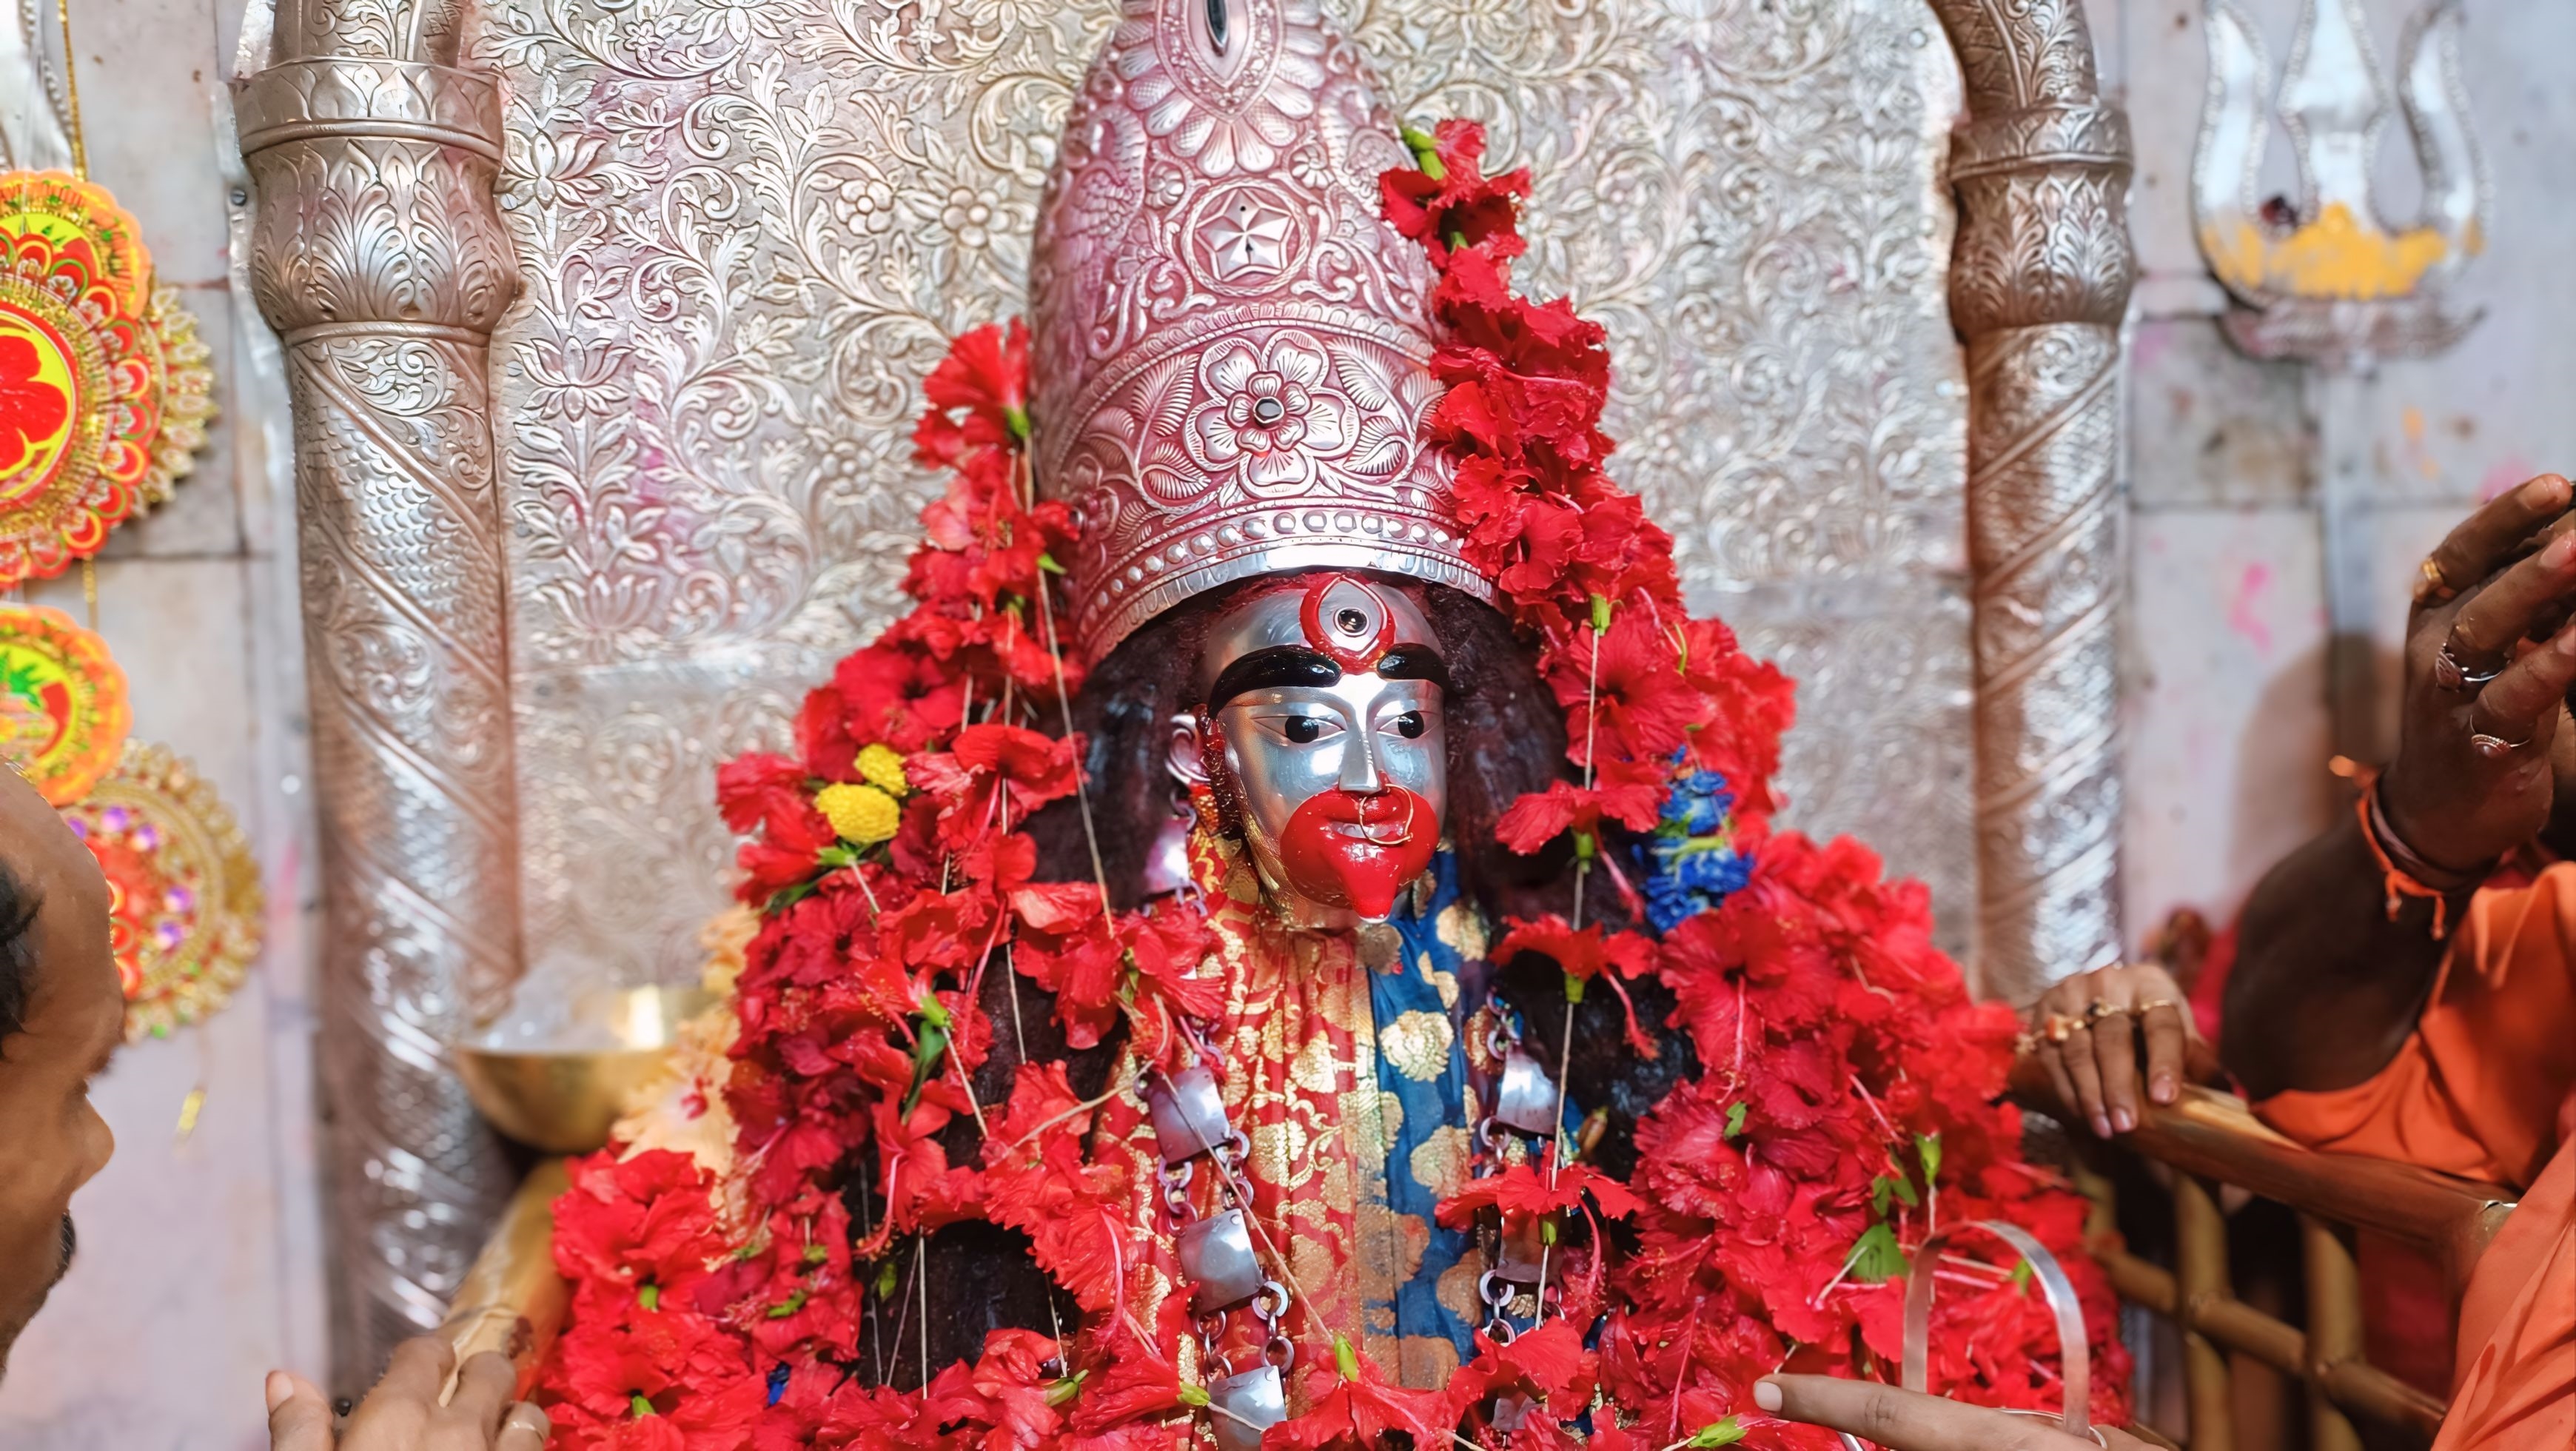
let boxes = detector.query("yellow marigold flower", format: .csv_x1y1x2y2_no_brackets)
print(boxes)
814,783,901,845
856,743,909,797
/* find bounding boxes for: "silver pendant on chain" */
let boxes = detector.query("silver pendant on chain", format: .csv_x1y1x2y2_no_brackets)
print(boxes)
1493,1045,1562,1136
1176,1207,1264,1314
1148,1062,1234,1165
1206,1364,1287,1451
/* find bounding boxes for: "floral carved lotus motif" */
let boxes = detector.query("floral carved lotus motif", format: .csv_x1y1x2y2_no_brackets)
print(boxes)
1187,335,1358,493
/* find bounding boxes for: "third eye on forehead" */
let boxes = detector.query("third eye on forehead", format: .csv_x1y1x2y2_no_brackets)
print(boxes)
1204,643,1451,712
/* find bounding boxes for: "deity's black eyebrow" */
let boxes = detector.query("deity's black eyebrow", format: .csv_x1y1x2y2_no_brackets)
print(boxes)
1375,644,1451,692
1207,646,1341,710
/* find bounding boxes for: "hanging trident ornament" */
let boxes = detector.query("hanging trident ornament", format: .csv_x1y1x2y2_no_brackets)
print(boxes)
2192,0,2486,369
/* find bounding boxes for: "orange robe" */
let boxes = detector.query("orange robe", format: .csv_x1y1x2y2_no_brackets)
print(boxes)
2257,864,2576,1450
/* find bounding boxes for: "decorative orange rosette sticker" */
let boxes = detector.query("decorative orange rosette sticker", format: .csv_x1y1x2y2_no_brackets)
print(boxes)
62,740,265,1039
0,170,211,587
0,602,128,804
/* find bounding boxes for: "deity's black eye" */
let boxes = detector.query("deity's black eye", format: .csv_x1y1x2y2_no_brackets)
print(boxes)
1394,711,1425,739
1284,717,1326,744
1335,607,1367,634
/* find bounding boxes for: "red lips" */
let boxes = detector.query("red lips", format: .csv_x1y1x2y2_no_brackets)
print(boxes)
1275,786,1438,920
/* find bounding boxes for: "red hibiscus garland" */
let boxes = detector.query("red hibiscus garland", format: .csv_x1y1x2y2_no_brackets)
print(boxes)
532,125,2129,1450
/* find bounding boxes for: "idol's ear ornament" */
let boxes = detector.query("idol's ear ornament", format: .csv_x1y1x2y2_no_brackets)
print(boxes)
1190,707,1248,840
1167,711,1209,789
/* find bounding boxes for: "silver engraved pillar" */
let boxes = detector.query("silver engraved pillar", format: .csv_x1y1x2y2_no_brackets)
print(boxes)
1923,0,2138,1003
238,0,525,1390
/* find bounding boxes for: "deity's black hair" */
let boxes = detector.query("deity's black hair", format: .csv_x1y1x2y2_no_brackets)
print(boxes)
0,856,44,1055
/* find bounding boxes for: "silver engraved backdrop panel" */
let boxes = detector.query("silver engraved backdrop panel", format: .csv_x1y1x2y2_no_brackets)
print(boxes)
477,0,1978,1009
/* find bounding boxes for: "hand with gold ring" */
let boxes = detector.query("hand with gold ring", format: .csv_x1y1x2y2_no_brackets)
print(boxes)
2386,473,2576,878
2019,962,2213,1139
267,1338,549,1451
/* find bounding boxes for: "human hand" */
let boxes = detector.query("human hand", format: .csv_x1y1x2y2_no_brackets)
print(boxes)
1754,1375,2154,1450
2022,962,2212,1139
267,1337,549,1451
2382,472,2576,874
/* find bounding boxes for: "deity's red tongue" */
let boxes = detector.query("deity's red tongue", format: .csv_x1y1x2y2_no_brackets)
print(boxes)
1277,786,1438,920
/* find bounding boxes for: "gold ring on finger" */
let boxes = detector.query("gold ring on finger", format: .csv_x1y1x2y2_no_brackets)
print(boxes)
2416,556,2459,605
2043,1011,2079,1045
2133,998,2179,1016
2434,640,2506,693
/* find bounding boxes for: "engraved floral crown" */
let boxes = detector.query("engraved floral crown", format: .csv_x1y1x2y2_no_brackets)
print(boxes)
1028,0,1490,661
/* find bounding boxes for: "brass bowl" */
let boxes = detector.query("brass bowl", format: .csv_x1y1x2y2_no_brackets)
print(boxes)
451,985,717,1154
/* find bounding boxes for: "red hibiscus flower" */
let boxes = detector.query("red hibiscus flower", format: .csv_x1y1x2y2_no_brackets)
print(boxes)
908,725,1084,850
1548,612,1703,768
1494,914,1660,1054
1493,763,1666,854
1380,118,1532,262
913,319,1031,467
1435,1160,1644,1228
833,642,968,755
1268,1336,1463,1451
551,1150,729,1309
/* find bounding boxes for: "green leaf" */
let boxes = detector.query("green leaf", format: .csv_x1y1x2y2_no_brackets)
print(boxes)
814,844,857,869
2010,1259,2034,1294
874,1261,899,1298
1590,592,1614,634
1689,1417,1747,1447
1037,552,1066,575
802,1241,828,1265
762,879,820,916
637,1282,660,1312
767,1287,809,1318
1332,1333,1361,1381
1847,1222,1909,1284
1916,1131,1942,1184
1178,1384,1211,1408
1722,1102,1747,1139
1044,1370,1088,1408
630,1393,657,1418
1400,125,1446,179
1004,404,1032,441
1563,971,1586,1005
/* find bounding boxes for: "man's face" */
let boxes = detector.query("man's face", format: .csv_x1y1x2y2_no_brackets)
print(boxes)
0,768,120,1381
1183,574,1448,926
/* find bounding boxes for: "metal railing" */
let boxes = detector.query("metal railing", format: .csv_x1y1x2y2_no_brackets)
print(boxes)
2012,1059,2516,1450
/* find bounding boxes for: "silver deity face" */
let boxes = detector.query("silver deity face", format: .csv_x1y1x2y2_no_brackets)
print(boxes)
1172,574,1448,928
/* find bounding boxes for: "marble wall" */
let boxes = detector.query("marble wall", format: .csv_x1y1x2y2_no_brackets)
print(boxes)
4,0,2573,1445
2107,0,2576,936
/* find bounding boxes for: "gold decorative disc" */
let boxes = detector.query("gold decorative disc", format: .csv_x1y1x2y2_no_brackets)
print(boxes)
138,284,216,512
0,602,128,805
62,740,265,1040
0,171,210,585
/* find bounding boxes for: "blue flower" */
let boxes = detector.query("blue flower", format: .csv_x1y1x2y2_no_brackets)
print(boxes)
1635,757,1751,933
